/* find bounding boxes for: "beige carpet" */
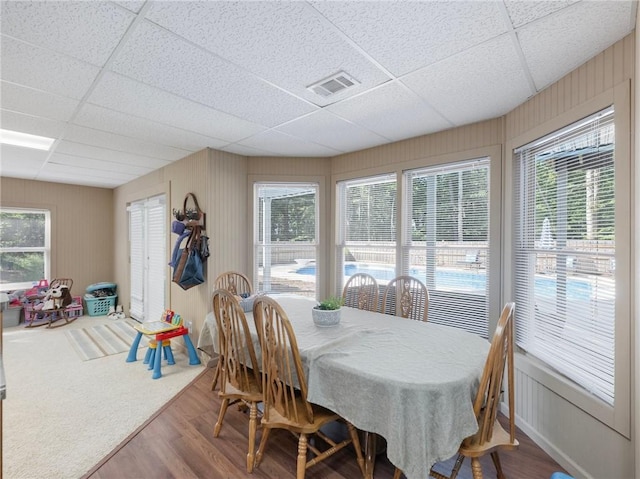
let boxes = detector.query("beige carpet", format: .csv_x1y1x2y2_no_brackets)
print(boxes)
2,316,205,479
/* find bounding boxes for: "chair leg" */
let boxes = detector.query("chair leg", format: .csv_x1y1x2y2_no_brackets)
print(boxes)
211,358,221,391
255,427,271,468
470,458,484,479
247,401,258,473
393,468,403,479
490,451,505,479
346,422,365,477
450,454,465,479
296,433,308,479
213,398,229,437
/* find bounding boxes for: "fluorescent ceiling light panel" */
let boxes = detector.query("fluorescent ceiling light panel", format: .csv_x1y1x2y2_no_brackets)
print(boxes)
0,129,55,150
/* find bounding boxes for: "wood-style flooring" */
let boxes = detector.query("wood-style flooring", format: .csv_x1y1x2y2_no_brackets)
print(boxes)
84,367,568,479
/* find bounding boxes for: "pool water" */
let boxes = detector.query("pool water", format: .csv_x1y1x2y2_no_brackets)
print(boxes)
295,262,592,299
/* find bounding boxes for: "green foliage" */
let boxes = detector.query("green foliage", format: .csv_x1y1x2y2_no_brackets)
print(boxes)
316,296,344,310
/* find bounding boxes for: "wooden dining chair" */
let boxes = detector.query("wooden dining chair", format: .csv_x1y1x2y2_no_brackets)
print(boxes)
342,273,379,311
211,289,263,473
252,296,366,479
382,275,429,321
393,302,518,479
214,271,253,297
211,271,253,390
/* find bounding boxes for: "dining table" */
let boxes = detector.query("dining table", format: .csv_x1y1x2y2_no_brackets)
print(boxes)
197,294,490,479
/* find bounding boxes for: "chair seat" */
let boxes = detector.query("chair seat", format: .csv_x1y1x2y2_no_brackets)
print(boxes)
221,375,262,402
459,419,519,457
263,397,340,433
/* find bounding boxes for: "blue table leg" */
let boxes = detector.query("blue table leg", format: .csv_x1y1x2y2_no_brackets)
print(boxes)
164,343,175,365
126,331,143,362
152,341,163,379
182,334,201,365
143,347,153,365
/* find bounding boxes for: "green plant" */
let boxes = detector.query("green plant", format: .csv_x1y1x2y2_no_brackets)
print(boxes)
315,296,344,310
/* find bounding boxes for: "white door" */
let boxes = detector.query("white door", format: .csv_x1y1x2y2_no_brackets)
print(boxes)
129,194,166,322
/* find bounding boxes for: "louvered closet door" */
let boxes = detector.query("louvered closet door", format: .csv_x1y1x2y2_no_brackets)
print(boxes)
129,195,166,322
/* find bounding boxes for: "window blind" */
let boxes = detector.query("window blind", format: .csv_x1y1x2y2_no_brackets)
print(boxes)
513,106,615,405
129,202,144,320
337,174,397,291
255,183,318,297
404,159,490,336
128,195,166,321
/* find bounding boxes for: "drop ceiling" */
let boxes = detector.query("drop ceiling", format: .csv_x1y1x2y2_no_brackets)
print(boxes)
0,0,636,189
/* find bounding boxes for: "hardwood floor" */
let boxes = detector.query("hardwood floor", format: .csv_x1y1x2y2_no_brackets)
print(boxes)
84,367,568,479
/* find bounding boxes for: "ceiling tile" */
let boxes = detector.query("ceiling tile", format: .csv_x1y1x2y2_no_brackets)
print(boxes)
275,110,389,152
1,1,134,66
327,82,453,142
110,20,317,126
518,1,635,90
1,36,100,99
1,81,79,122
38,162,136,188
220,143,280,157
145,1,390,106
48,150,156,176
236,130,341,157
0,144,48,178
310,0,507,77
87,72,266,143
54,141,170,171
113,1,146,14
403,34,532,126
40,161,137,183
1,109,68,139
73,104,225,152
504,0,580,28
64,125,191,163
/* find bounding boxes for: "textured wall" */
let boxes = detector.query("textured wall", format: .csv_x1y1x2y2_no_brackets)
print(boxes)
0,177,114,297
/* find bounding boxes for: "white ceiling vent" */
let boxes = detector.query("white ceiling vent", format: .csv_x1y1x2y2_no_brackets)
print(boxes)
307,71,359,97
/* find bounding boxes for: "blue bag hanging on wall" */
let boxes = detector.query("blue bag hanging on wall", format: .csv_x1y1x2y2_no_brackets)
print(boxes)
178,247,205,290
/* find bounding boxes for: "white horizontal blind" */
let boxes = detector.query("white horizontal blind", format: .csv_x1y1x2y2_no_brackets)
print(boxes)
128,195,166,322
514,106,615,405
128,201,144,320
146,196,166,322
337,174,397,293
255,183,318,297
404,159,490,337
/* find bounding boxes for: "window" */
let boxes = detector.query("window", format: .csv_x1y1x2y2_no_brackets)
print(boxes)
129,195,166,321
514,106,616,405
404,159,490,336
254,183,318,297
337,174,397,289
0,208,50,290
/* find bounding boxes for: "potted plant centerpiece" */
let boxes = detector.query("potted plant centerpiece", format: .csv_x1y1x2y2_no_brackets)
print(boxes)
312,296,344,327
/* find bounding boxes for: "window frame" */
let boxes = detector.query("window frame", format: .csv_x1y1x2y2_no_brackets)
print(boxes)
402,158,491,337
504,84,631,437
253,181,320,298
336,173,398,296
0,207,51,290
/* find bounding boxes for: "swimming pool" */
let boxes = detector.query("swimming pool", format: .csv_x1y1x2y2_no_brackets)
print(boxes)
295,262,592,299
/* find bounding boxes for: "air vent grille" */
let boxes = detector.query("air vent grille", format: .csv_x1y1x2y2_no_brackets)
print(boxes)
308,71,359,97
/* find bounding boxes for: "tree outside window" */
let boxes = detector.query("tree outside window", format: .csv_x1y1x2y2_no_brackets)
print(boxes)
0,209,50,289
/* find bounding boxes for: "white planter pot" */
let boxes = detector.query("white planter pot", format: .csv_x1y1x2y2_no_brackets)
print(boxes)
312,307,341,327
